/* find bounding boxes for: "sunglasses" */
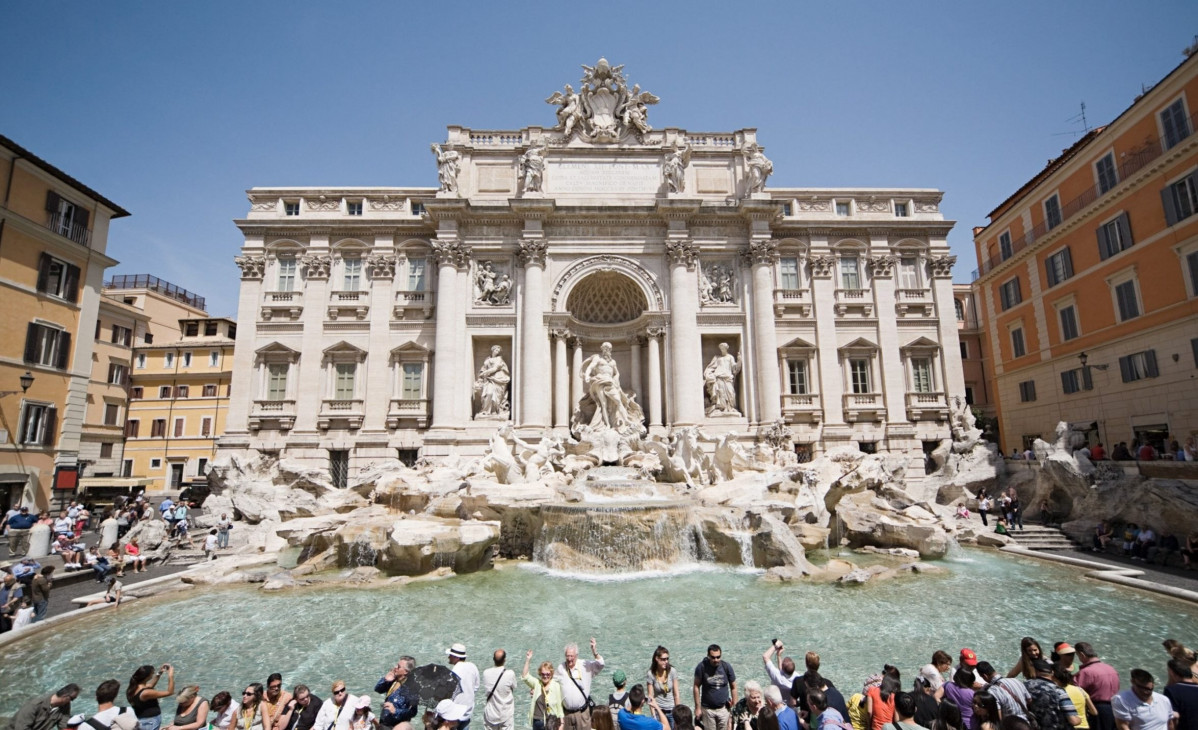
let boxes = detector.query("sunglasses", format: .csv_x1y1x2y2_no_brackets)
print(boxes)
334,689,347,695
269,685,282,691
243,692,256,696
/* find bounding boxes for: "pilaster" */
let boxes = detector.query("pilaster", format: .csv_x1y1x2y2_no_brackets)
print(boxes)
809,235,845,425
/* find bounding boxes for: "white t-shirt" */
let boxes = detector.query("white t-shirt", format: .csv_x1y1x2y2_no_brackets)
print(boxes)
90,706,136,728
12,606,34,630
215,702,240,730
205,534,218,551
1112,689,1173,730
452,661,481,720
481,667,517,725
557,658,605,711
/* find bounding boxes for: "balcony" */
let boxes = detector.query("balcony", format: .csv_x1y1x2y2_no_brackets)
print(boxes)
386,398,430,429
328,291,369,320
906,391,949,421
781,393,821,423
772,288,811,317
393,290,433,320
45,211,91,247
834,288,873,317
249,399,296,431
843,393,883,422
261,291,303,321
894,288,934,317
318,398,364,430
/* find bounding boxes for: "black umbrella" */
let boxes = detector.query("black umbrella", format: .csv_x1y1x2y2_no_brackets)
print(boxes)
409,664,461,707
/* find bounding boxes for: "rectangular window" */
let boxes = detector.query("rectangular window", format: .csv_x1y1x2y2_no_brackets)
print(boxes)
35,254,80,302
840,256,860,289
209,351,219,367
111,325,132,346
1011,327,1026,358
401,363,423,399
1044,194,1062,230
964,386,975,405
1164,173,1198,226
999,278,1022,310
284,201,300,216
787,360,808,395
122,459,132,477
1161,99,1191,150
898,256,920,289
999,232,1013,260
1098,213,1135,259
1119,350,1159,382
1188,250,1198,296
849,358,871,394
959,341,969,359
158,385,171,399
200,417,212,437
1059,305,1079,341
1045,248,1073,286
125,420,139,438
782,203,792,216
197,458,209,475
1115,280,1140,321
104,403,120,425
100,442,114,459
182,351,192,368
204,321,218,336
347,201,363,216
343,257,362,291
184,321,199,337
203,384,217,397
835,201,850,216
151,419,166,438
18,403,56,446
894,202,909,217
23,323,70,370
1061,369,1082,395
173,418,184,437
150,458,161,470
136,353,146,369
267,363,289,401
955,299,965,321
143,332,153,345
107,363,128,385
1096,153,1118,194
277,257,297,292
910,358,933,393
130,386,143,399
334,362,356,399
176,385,189,398
164,352,175,368
407,258,426,290
1018,380,1037,403
779,257,800,290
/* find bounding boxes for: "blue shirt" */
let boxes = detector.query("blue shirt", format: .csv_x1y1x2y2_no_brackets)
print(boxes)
777,706,800,730
6,513,36,530
618,709,662,730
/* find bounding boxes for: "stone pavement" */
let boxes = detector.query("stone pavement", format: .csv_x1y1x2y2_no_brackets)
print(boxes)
1047,548,1198,593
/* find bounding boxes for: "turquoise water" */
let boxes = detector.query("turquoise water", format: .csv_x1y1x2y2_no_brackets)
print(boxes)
2,550,1194,717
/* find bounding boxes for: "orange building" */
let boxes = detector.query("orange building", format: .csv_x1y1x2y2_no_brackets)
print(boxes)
0,135,129,509
973,51,1198,455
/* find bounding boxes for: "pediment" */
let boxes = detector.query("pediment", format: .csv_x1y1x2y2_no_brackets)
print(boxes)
255,342,300,357
838,337,878,352
780,337,817,351
323,340,367,356
901,336,940,351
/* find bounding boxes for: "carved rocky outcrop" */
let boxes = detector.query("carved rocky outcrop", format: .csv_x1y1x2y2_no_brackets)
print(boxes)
836,490,950,558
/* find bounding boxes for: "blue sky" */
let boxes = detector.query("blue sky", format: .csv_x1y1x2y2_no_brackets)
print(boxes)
2,2,1196,317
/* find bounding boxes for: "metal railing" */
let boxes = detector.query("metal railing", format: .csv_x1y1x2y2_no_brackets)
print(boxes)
106,274,206,310
46,212,91,247
978,110,1197,277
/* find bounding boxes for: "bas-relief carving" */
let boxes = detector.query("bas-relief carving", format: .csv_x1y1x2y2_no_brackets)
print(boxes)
473,260,513,305
743,143,774,195
249,200,277,212
234,255,266,279
301,254,332,279
797,198,831,212
704,343,742,416
473,345,511,419
545,58,659,144
699,261,736,304
306,196,340,212
369,196,406,212
857,199,891,213
915,200,940,213
519,143,547,193
431,143,461,194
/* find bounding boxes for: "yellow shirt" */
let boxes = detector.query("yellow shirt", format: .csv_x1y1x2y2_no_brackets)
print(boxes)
1064,685,1091,729
848,693,868,730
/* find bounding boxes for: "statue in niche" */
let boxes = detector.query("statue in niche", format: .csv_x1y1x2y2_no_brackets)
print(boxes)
473,345,511,418
431,143,461,194
663,143,690,193
704,343,742,416
699,263,736,304
743,143,774,195
545,84,584,140
576,342,645,435
474,261,512,305
519,143,547,193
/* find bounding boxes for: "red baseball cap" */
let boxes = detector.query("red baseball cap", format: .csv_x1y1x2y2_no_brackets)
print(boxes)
960,649,979,666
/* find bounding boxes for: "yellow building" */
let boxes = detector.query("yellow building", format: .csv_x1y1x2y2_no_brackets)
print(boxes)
0,134,129,510
123,314,236,491
973,51,1198,455
80,295,150,480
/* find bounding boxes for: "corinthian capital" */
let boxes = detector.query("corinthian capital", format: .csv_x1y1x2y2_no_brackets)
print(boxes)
665,239,699,269
518,238,548,268
234,255,266,280
744,238,779,266
929,254,957,278
300,254,331,279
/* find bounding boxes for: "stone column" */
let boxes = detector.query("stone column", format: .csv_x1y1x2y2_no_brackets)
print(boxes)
646,327,664,428
226,250,267,438
629,335,643,402
430,242,461,429
553,329,570,429
868,248,907,423
747,237,782,423
667,239,704,425
364,244,397,432
517,238,550,428
808,244,845,425
571,337,583,413
294,245,331,433
929,252,965,398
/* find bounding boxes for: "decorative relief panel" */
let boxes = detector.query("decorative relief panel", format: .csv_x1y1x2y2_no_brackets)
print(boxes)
473,260,513,305
306,196,341,212
369,196,406,212
699,261,737,305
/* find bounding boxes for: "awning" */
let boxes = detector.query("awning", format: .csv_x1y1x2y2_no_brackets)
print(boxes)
0,473,29,484
78,477,156,489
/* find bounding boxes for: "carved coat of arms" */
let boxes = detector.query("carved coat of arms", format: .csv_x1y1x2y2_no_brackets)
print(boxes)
546,58,660,144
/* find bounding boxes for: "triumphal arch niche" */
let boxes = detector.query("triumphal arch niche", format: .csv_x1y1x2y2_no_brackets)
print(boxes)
224,57,962,477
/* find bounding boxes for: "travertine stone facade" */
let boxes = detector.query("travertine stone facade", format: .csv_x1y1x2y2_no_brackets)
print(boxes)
220,61,963,482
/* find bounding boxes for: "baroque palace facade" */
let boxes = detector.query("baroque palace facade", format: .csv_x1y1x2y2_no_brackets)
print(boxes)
220,60,964,483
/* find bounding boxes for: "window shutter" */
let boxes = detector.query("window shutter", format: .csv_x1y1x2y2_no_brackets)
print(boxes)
1162,186,1180,226
24,323,40,363
36,253,50,293
1192,337,1198,368
1063,248,1074,278
1082,367,1093,390
1145,350,1159,377
63,263,80,303
75,208,90,230
44,190,61,212
1097,223,1112,260
43,407,57,446
1119,355,1132,383
1060,371,1071,393
1117,213,1133,250
1045,260,1057,287
174,419,184,437
56,330,71,370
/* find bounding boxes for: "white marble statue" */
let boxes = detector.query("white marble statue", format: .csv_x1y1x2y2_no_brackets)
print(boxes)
619,84,659,139
431,143,461,194
545,59,659,144
699,263,735,304
704,343,742,416
577,341,645,435
545,85,584,139
743,143,773,194
519,143,546,193
473,261,511,305
663,143,690,193
473,346,511,418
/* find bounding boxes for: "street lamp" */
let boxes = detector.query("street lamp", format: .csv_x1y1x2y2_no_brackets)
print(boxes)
0,371,34,398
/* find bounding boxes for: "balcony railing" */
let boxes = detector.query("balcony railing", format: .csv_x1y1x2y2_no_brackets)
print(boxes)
978,109,1198,277
106,274,206,310
322,398,363,412
895,288,930,300
332,290,365,301
836,288,868,300
844,393,880,406
253,399,295,414
395,290,427,303
47,212,90,247
905,391,949,420
386,398,430,429
266,291,298,302
774,288,808,300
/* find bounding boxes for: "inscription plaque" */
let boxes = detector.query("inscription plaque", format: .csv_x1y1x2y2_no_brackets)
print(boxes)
477,165,513,193
547,161,660,194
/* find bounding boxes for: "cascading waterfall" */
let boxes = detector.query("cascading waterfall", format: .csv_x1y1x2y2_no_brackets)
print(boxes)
533,501,699,573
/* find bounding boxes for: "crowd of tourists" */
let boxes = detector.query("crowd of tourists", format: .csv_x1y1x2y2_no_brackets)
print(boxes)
5,635,1196,730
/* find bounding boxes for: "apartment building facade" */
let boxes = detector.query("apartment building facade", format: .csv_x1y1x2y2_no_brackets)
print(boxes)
953,284,993,428
0,135,129,510
80,295,149,478
973,52,1198,454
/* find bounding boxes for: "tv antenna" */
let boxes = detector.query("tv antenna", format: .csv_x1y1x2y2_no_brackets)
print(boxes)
1052,102,1091,138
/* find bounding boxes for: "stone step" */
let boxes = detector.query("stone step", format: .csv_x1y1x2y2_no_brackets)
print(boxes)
1005,523,1081,551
